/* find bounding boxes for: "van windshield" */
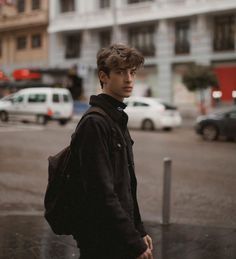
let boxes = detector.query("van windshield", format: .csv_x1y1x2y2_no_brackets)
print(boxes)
28,94,46,103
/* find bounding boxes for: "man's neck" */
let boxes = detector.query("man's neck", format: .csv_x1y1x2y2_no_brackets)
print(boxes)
101,91,124,103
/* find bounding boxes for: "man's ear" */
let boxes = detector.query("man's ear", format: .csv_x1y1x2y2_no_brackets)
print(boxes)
98,71,108,85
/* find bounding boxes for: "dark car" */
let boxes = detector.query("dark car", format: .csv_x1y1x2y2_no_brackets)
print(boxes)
195,107,236,141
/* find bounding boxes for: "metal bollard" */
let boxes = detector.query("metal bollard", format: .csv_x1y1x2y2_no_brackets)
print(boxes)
162,157,172,225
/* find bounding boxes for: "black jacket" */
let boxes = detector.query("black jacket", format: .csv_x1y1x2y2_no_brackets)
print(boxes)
71,94,147,258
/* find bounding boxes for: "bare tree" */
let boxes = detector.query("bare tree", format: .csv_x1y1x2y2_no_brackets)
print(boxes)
182,64,219,114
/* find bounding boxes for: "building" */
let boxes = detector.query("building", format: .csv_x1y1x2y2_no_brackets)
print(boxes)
0,0,49,80
1,0,235,114
48,0,236,114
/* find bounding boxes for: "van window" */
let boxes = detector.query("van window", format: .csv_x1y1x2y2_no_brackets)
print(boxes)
63,94,70,103
14,95,24,103
28,94,46,103
52,94,60,103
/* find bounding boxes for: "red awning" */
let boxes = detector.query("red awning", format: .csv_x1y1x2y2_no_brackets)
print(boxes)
13,69,41,80
0,71,9,81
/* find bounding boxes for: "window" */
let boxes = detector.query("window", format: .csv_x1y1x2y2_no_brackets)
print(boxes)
213,15,235,51
99,30,111,48
17,0,25,13
28,94,46,103
228,112,236,119
128,0,152,3
14,95,24,103
32,0,40,10
16,36,27,50
175,20,190,55
31,34,42,48
65,34,81,59
63,94,70,103
128,25,155,56
133,102,149,107
60,0,75,13
52,94,60,103
100,0,110,8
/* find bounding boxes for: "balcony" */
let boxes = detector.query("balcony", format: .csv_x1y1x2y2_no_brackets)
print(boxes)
48,0,236,33
0,11,48,32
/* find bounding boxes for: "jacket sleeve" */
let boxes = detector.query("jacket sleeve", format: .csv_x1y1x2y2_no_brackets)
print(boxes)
72,115,147,258
133,192,147,237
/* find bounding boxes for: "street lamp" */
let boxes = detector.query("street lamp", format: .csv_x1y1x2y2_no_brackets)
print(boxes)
212,90,222,107
232,91,236,105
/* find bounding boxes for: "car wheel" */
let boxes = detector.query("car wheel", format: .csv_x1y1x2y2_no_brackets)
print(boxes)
202,124,218,141
36,115,48,125
163,127,172,131
142,119,154,131
58,119,68,126
0,111,9,122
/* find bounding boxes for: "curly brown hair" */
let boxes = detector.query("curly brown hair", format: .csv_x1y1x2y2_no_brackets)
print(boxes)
97,44,144,87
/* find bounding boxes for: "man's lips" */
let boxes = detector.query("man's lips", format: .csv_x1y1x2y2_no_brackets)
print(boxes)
123,86,133,91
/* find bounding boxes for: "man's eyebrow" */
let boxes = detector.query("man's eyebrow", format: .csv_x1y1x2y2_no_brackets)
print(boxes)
117,67,137,70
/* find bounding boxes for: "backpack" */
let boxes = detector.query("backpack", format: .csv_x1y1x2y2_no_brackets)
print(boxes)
44,106,116,235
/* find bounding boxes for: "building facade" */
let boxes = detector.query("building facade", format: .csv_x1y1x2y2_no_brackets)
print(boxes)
1,0,235,114
0,0,49,79
48,0,236,113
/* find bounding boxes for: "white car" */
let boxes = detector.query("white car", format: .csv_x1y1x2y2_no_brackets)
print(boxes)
0,87,73,125
124,96,182,131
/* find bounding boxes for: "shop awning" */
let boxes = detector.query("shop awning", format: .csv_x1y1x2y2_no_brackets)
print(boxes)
13,69,41,80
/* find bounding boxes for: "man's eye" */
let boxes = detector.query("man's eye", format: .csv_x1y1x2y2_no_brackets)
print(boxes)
131,71,136,76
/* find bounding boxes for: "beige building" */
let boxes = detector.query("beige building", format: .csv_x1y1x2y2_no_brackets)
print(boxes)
0,0,49,77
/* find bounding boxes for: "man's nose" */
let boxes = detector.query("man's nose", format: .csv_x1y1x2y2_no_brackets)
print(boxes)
125,72,132,82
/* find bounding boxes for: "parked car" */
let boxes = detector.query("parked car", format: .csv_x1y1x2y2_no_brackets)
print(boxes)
195,107,236,141
0,87,73,125
124,96,182,131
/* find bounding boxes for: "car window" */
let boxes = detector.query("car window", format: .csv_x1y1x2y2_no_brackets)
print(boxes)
52,94,60,103
133,102,149,107
14,95,24,103
63,94,70,103
159,102,177,110
228,111,236,119
28,94,46,103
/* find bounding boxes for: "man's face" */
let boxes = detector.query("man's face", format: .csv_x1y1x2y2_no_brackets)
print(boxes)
99,67,137,102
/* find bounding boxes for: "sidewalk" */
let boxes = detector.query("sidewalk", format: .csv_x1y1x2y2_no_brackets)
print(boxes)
0,215,235,259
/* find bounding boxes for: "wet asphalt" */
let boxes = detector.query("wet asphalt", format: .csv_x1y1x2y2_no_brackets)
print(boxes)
0,119,236,258
0,215,236,259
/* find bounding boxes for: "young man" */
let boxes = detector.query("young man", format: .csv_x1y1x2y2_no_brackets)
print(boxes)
72,44,153,259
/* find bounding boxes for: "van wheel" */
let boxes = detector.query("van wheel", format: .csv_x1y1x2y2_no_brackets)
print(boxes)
142,119,154,131
59,119,68,126
36,115,48,125
0,111,8,122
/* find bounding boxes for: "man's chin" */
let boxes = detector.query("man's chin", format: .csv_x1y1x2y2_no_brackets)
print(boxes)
123,92,132,98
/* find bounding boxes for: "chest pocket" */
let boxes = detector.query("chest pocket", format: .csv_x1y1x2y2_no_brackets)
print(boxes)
111,127,127,152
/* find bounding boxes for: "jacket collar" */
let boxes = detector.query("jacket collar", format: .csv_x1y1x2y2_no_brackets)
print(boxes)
89,94,128,126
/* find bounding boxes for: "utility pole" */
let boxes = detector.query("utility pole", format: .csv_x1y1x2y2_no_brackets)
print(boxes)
111,0,119,43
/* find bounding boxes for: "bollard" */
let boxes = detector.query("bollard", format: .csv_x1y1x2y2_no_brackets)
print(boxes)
162,157,172,225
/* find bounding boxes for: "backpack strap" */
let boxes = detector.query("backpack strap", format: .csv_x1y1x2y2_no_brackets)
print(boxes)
78,106,127,146
80,106,118,133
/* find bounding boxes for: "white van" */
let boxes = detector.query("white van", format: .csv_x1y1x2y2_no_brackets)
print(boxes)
0,87,73,125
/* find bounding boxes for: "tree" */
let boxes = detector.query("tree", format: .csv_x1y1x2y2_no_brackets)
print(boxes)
182,64,219,114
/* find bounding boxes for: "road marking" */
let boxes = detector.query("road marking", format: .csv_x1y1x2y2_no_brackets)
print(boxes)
0,123,44,132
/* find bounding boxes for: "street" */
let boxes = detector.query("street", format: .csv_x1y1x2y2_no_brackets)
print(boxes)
0,120,236,258
0,120,235,227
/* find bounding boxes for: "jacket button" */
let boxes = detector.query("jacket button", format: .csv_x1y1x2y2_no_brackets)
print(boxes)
117,143,121,148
